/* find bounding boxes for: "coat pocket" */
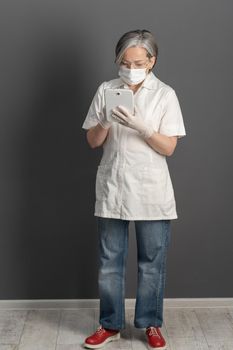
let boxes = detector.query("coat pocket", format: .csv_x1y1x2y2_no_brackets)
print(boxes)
95,164,118,202
95,165,108,201
141,167,166,204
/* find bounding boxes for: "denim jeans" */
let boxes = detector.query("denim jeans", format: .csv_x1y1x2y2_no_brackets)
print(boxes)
97,217,171,330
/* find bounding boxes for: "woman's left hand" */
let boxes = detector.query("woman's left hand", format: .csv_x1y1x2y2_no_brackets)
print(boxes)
112,105,154,139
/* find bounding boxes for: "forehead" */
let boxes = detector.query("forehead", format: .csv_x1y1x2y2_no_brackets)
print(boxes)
122,46,148,60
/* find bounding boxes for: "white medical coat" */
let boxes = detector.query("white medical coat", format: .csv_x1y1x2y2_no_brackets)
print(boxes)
82,72,186,220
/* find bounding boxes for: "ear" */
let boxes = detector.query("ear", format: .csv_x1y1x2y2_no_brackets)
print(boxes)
149,56,156,69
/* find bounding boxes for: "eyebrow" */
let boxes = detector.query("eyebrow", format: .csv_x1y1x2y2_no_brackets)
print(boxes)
122,59,146,63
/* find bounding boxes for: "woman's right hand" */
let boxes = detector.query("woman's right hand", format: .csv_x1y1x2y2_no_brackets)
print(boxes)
98,115,112,129
97,107,112,129
86,123,110,148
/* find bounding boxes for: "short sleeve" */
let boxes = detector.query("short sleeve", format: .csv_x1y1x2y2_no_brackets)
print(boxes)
159,89,186,139
82,82,105,130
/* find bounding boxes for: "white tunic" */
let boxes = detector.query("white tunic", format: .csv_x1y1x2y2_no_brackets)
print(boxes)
82,72,186,220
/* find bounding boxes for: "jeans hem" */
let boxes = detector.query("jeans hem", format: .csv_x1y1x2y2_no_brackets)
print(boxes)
100,322,125,331
134,322,163,329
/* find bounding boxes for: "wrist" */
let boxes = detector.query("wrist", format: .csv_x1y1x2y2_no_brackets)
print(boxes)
99,120,111,129
98,115,112,129
138,125,154,140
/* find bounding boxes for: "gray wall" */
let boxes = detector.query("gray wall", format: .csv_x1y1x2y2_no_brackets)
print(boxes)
0,0,232,299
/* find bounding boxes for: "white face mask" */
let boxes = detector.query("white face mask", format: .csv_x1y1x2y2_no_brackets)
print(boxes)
118,66,147,85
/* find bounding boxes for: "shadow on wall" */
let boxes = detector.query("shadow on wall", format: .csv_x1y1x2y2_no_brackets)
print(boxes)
15,21,100,298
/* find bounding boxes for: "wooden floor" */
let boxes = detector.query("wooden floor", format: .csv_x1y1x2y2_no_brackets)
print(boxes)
0,307,233,349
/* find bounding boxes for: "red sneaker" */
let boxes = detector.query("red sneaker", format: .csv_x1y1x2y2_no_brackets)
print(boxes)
146,326,167,349
84,325,120,349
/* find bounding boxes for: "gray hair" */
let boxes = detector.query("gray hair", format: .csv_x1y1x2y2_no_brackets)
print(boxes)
115,29,158,69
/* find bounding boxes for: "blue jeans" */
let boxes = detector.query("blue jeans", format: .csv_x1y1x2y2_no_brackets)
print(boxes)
97,217,171,330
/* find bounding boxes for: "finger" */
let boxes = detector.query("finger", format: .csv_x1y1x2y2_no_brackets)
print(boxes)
112,109,128,121
116,105,131,117
111,113,127,125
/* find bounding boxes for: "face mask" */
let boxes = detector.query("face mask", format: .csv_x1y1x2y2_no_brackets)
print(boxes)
118,66,147,85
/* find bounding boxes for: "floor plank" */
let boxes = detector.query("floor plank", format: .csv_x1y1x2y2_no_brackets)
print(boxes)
18,309,60,350
56,308,94,349
0,306,232,350
0,310,27,345
164,308,209,349
0,346,18,350
195,308,233,349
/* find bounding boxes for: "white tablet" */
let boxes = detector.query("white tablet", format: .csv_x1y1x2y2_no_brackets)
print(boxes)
104,88,134,122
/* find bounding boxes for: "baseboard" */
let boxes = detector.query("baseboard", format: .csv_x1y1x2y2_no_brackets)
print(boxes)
0,298,232,309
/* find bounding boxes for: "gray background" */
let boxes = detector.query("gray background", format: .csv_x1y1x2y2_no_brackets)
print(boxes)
0,0,232,299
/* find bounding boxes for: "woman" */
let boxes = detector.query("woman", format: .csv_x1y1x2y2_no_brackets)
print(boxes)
82,29,186,349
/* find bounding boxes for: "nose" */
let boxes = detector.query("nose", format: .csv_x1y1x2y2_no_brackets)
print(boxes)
122,61,135,69
127,63,136,69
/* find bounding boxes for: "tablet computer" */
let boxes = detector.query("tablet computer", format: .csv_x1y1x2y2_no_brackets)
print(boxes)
104,88,134,122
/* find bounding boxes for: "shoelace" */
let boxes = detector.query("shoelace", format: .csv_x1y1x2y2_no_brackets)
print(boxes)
95,326,105,336
148,327,160,337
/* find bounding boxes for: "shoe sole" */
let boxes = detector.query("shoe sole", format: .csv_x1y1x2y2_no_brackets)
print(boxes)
84,332,120,349
148,345,167,350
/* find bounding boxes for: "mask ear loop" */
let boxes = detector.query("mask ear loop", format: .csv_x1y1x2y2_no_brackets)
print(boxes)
147,55,156,73
146,63,152,74
145,58,152,74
